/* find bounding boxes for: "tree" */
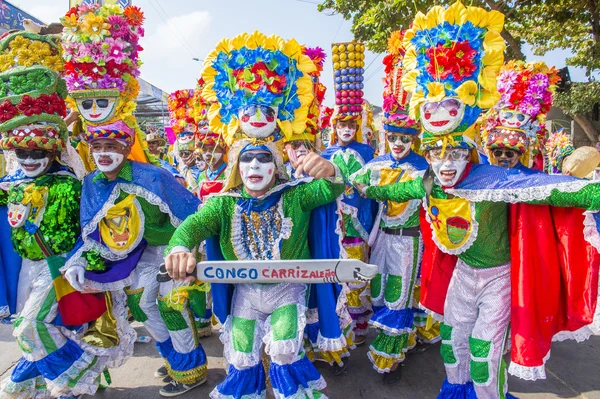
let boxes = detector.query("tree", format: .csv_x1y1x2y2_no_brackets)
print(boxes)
318,0,600,140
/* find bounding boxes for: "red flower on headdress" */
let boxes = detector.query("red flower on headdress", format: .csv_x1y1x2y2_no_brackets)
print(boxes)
37,94,66,117
17,95,43,117
65,7,78,17
0,100,18,123
124,6,145,27
426,41,477,81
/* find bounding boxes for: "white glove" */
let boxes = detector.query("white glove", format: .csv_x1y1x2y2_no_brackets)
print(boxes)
65,266,86,292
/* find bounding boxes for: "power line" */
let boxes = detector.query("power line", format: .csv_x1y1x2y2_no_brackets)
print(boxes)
332,19,344,42
364,64,384,83
363,53,382,73
145,0,197,59
152,0,198,56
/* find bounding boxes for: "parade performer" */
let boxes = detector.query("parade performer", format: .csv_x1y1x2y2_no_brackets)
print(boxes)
484,61,560,171
165,31,344,399
321,41,376,344
354,2,600,397
168,89,201,193
284,46,355,374
193,78,228,203
544,129,600,177
0,30,119,399
61,4,208,396
145,128,183,180
351,31,427,383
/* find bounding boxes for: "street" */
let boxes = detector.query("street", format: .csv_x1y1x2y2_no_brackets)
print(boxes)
1,323,599,398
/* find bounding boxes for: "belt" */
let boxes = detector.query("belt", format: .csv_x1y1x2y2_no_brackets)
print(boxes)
381,226,420,237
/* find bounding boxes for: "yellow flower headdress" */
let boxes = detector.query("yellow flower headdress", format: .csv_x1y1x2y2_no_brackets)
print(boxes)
402,1,506,130
201,31,316,145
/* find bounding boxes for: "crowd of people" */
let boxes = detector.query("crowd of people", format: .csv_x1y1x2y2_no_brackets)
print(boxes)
0,1,600,399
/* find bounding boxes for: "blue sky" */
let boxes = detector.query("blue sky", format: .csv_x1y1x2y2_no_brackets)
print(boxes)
18,0,589,107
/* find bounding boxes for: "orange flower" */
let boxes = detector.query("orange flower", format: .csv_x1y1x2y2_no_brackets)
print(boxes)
124,6,145,27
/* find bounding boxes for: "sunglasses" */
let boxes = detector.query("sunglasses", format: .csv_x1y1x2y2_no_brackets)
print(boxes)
241,105,276,118
288,140,312,150
180,151,193,157
15,149,49,160
387,134,412,144
239,152,274,164
81,99,110,110
422,98,462,114
500,111,527,122
493,149,518,159
429,148,469,161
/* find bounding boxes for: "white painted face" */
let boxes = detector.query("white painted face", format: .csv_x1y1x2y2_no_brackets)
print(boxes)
196,158,207,170
386,133,412,161
239,151,276,192
336,120,357,144
76,97,118,124
499,110,532,129
201,145,224,167
238,105,278,139
93,152,125,173
428,148,470,187
7,202,30,228
286,141,310,166
420,97,466,134
16,150,51,178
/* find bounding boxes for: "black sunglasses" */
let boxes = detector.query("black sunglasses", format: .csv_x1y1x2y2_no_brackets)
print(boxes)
15,149,49,160
387,134,412,144
241,105,276,118
493,149,517,159
81,99,110,110
239,152,274,164
288,140,313,150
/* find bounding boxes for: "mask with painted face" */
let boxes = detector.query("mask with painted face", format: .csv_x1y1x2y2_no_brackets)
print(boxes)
336,122,357,144
286,141,310,167
75,93,119,124
177,131,195,145
499,110,532,130
420,98,466,135
92,152,125,173
239,151,276,192
15,149,51,177
387,133,412,161
428,148,470,187
238,105,278,139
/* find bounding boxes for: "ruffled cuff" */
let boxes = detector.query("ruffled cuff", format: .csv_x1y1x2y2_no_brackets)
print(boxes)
210,363,266,399
156,338,207,384
270,356,328,399
369,307,414,335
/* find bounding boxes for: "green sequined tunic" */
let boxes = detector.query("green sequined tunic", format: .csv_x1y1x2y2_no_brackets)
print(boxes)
0,173,81,260
167,178,345,260
366,177,600,268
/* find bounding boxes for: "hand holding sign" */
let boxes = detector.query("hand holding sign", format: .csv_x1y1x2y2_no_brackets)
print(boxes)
165,251,197,282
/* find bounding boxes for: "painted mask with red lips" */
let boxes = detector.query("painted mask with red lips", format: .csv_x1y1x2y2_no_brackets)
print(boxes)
420,97,466,134
238,105,278,139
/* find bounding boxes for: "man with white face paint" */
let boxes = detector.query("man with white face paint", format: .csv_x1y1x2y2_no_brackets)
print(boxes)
63,120,209,397
0,30,125,399
371,5,600,397
351,108,429,384
196,133,228,203
321,109,377,345
164,30,348,399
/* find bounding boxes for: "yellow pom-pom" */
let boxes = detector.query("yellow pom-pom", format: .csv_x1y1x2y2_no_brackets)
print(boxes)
347,43,355,51
340,61,347,68
332,54,339,62
332,45,339,54
339,53,347,61
338,44,346,52
334,62,340,70
348,52,355,60
349,60,356,67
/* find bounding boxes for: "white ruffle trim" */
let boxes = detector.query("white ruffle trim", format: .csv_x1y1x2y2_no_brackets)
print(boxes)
339,202,369,242
209,389,267,399
220,315,264,369
0,375,52,399
447,179,591,204
272,376,328,399
316,332,347,353
231,196,292,261
583,210,600,252
45,349,106,398
418,303,444,323
264,304,307,365
508,351,551,381
120,183,183,227
423,201,479,256
68,290,136,369
368,320,414,336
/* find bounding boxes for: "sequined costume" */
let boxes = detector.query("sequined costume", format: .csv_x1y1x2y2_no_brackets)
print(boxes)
321,140,376,338
175,31,339,399
64,161,208,386
167,167,345,398
352,151,428,373
0,31,122,399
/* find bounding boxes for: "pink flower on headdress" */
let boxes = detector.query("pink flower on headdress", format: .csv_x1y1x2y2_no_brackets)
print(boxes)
104,38,126,63
530,73,549,89
96,75,125,90
107,15,130,39
78,4,100,14
518,94,541,116
497,69,518,94
79,42,104,64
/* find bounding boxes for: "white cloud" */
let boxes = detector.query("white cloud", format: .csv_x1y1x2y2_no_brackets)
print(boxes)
22,4,66,24
139,11,213,93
